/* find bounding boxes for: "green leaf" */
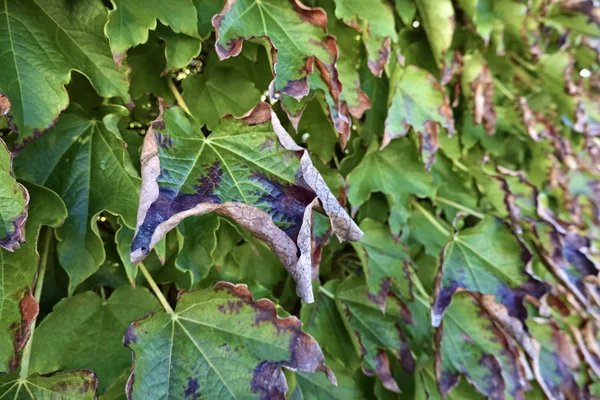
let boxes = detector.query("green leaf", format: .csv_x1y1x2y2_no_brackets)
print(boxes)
335,276,417,393
127,39,175,102
353,219,413,310
176,214,220,284
182,67,263,130
0,139,28,250
292,359,365,400
213,0,344,130
431,217,546,327
156,25,202,72
29,287,159,393
0,0,130,144
383,66,455,170
414,0,455,67
0,183,66,372
437,292,528,399
333,0,398,76
408,201,451,257
130,103,361,303
347,138,435,233
14,101,140,294
125,282,336,399
0,370,97,399
105,0,199,65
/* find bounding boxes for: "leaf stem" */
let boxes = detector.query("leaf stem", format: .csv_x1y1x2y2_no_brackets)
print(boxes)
411,200,451,237
318,285,335,299
493,78,515,101
139,262,174,314
169,80,192,116
20,227,53,379
435,196,485,219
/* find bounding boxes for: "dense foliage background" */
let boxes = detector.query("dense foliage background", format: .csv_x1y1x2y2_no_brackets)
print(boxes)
0,0,599,398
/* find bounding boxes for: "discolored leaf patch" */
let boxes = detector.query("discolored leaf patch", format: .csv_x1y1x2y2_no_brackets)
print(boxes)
0,138,28,251
383,66,455,170
125,282,336,400
131,102,361,303
0,370,97,399
431,217,547,327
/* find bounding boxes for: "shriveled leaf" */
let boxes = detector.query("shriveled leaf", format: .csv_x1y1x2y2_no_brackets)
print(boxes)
347,138,435,233
333,0,398,76
0,183,66,373
130,102,361,303
462,52,496,136
432,217,546,327
436,292,528,399
0,0,129,144
29,287,159,393
105,0,199,66
14,101,140,293
383,66,455,170
0,139,28,251
125,282,336,399
0,370,97,399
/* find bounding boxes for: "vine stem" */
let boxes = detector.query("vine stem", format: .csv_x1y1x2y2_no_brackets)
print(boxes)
138,262,174,315
168,80,192,116
20,227,53,379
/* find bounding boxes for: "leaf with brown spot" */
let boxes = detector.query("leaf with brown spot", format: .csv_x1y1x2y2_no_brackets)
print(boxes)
213,0,348,140
0,138,28,251
334,276,430,393
0,370,97,399
436,292,529,400
461,52,496,136
431,217,547,328
332,0,398,76
130,102,362,303
383,66,455,170
0,183,66,373
125,282,336,400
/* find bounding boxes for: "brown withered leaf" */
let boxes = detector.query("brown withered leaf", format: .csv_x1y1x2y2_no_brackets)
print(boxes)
130,102,362,303
462,52,496,136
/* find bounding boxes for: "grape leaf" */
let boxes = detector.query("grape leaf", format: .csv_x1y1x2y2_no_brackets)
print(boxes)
383,66,456,170
414,0,455,67
105,0,199,66
335,276,418,393
292,360,365,400
0,370,97,399
431,217,547,327
182,67,263,130
175,214,220,284
0,139,28,251
124,282,336,399
14,101,140,294
213,0,345,135
347,138,435,234
332,0,398,76
353,219,412,310
0,0,130,145
130,102,361,303
0,183,66,373
436,292,528,399
156,24,202,72
29,287,159,393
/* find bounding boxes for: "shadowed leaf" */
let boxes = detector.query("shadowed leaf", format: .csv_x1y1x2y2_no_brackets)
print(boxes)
0,139,28,251
29,287,159,393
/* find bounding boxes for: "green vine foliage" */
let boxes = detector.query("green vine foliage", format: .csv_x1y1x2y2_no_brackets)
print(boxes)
0,0,599,399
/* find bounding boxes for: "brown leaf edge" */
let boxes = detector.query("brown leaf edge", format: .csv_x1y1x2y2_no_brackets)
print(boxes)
124,282,336,400
212,0,350,144
130,102,362,303
0,137,29,251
